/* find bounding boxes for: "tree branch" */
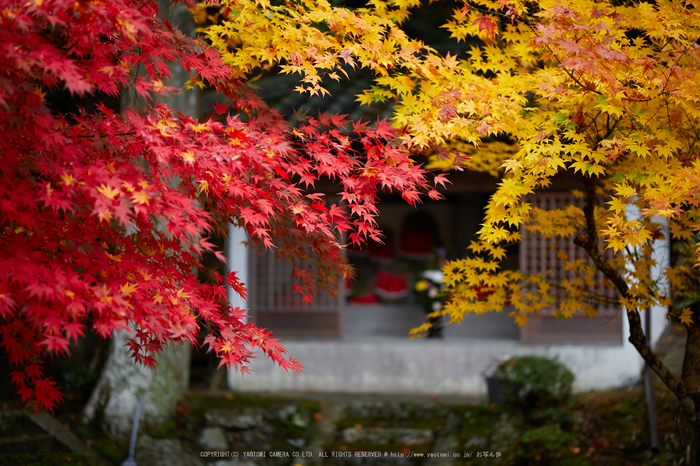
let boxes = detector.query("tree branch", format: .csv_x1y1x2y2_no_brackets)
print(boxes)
574,176,688,404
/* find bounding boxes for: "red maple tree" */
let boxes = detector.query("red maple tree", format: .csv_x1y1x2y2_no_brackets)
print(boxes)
0,0,435,413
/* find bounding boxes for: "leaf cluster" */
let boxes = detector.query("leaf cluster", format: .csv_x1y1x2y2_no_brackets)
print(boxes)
199,0,700,412
0,0,436,413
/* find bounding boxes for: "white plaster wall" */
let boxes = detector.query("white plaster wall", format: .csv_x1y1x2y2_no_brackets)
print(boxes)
227,225,249,320
626,203,670,349
227,328,665,397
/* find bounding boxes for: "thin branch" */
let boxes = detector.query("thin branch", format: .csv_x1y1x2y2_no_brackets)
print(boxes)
573,176,688,404
137,0,153,11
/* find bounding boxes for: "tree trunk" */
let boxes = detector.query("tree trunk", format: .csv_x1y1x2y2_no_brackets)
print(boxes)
80,0,200,441
681,306,700,465
81,331,191,439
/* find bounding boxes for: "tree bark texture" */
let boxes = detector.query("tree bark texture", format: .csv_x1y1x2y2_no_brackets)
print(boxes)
82,331,191,439
680,304,700,465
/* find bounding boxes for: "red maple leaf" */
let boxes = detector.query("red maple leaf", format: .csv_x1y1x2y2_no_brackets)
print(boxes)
212,100,229,115
0,0,433,414
473,15,498,37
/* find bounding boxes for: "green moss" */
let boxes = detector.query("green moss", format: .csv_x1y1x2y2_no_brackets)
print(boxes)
337,402,450,430
189,392,319,411
516,424,577,463
23,377,683,466
323,440,433,455
91,437,127,464
151,419,177,438
0,421,45,438
337,414,446,431
0,451,92,466
453,406,502,450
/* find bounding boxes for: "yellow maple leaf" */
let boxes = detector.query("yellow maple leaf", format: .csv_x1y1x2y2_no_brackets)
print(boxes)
513,313,528,327
97,184,120,200
182,151,195,164
680,308,694,326
106,252,123,262
189,122,210,133
61,174,74,186
120,283,138,296
97,209,113,222
131,191,150,205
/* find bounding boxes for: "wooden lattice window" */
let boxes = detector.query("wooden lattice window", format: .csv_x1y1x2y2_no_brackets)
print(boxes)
519,191,623,343
249,244,344,339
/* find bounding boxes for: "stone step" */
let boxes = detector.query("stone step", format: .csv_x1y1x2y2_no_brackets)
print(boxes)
0,432,58,453
0,409,111,466
0,409,39,433
0,409,61,454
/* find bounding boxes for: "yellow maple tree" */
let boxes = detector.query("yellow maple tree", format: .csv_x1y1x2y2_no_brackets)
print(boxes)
202,0,700,458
